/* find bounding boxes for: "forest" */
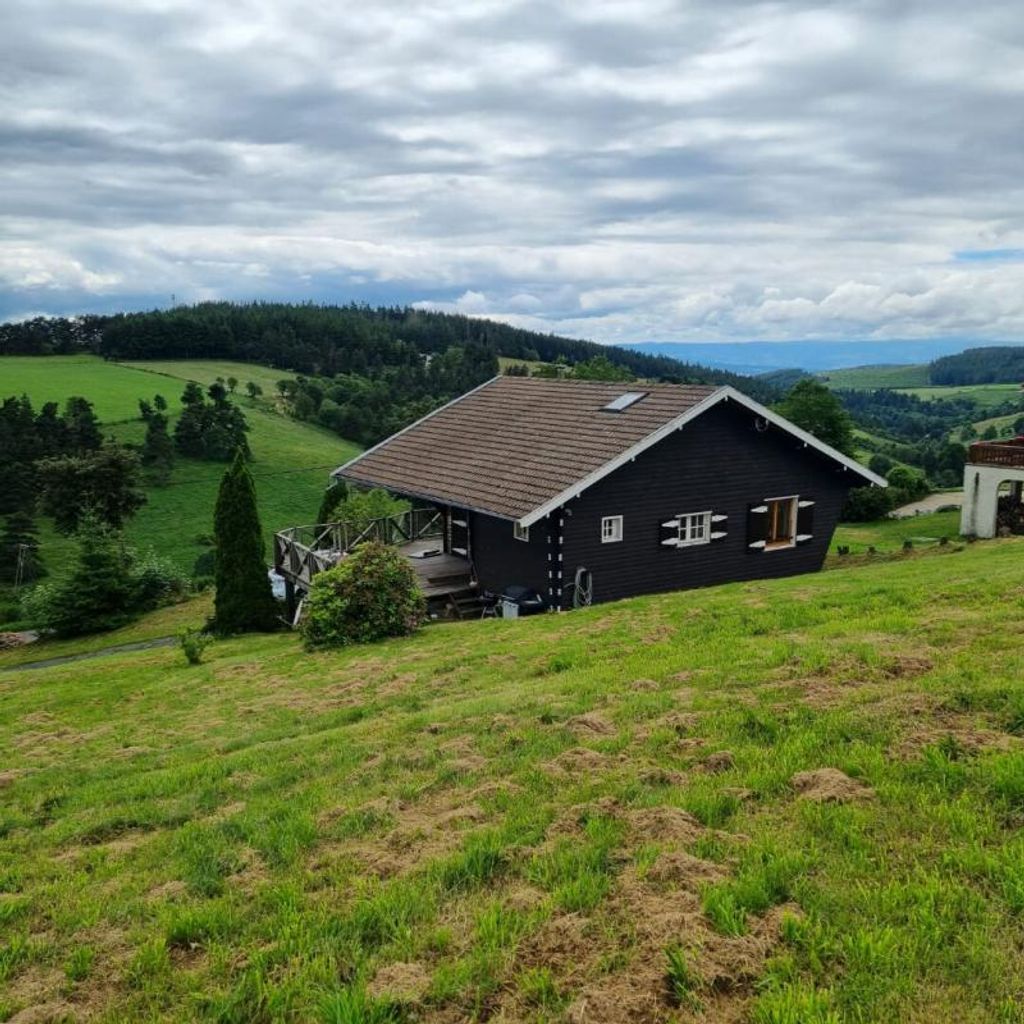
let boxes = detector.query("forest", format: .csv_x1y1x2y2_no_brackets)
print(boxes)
0,302,772,397
929,346,1024,385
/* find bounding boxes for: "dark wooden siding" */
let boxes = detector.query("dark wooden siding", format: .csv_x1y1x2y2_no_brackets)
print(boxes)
469,509,553,599
559,399,854,607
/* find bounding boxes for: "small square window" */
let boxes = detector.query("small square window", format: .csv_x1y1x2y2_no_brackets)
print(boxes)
513,522,529,542
677,511,711,546
601,515,623,543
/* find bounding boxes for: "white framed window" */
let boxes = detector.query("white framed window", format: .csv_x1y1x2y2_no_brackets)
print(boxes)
677,511,712,546
601,515,623,543
513,522,530,542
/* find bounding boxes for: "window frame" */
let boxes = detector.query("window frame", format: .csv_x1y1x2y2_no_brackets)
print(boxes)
513,522,530,543
600,514,624,544
677,510,712,547
764,494,799,551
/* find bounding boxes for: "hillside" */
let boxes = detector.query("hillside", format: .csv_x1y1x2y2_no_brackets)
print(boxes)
3,540,1024,1022
0,355,357,576
818,364,930,390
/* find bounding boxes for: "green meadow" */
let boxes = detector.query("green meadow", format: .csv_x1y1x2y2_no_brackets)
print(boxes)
818,363,931,390
0,356,358,577
3,539,1024,1022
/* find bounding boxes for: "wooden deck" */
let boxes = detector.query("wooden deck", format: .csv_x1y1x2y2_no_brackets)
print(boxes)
404,540,474,598
273,511,474,606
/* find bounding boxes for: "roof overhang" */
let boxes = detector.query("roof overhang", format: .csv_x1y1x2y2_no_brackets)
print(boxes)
515,385,886,529
329,379,886,530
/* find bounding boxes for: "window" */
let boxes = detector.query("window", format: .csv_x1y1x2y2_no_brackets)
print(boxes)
677,511,711,546
765,496,798,549
513,522,529,542
601,515,623,543
602,392,648,412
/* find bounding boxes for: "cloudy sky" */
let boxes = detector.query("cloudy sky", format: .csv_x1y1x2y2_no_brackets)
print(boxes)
3,0,1024,346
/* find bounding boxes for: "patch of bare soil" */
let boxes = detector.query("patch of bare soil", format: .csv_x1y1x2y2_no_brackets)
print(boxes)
566,712,616,736
791,768,874,803
0,770,18,788
148,879,187,901
5,1001,77,1024
546,747,613,775
631,678,660,692
625,805,704,845
645,850,729,889
559,871,797,1024
891,725,1022,760
367,961,431,1003
700,751,735,774
518,913,606,984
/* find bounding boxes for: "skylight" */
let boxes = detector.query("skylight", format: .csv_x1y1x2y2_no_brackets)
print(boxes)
602,391,648,412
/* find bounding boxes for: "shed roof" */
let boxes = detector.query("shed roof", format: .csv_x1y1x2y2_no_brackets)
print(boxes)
333,376,885,525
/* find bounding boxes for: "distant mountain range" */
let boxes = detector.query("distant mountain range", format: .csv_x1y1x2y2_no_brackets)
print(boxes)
625,339,1024,375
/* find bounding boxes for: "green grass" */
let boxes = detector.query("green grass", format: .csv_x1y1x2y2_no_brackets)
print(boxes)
832,509,962,555
0,355,183,423
0,355,359,579
895,383,1023,409
4,539,1024,1020
119,359,297,396
819,364,931,389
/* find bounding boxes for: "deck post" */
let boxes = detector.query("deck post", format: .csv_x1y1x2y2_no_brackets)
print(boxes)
284,580,297,622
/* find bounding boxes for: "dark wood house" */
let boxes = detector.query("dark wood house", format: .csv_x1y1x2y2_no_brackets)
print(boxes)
315,376,885,611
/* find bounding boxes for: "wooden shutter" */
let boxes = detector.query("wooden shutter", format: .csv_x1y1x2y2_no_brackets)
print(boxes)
710,513,727,542
659,517,680,548
747,503,769,550
796,499,814,544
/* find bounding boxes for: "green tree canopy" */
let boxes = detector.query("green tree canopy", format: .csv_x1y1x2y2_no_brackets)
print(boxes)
776,379,856,457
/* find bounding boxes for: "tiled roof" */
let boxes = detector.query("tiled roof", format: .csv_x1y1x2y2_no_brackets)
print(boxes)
335,376,721,521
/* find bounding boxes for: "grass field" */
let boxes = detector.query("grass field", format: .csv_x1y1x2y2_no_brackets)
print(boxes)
895,383,1023,409
3,539,1024,1022
818,364,931,389
832,509,961,554
119,360,296,397
0,356,358,581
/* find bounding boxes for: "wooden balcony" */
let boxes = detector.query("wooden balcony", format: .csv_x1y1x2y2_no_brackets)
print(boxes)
967,438,1024,469
273,507,471,598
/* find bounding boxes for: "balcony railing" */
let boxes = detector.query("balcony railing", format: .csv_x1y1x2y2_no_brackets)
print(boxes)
274,508,443,588
968,438,1024,469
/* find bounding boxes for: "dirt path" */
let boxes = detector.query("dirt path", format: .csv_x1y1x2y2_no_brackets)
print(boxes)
891,491,962,519
1,637,176,673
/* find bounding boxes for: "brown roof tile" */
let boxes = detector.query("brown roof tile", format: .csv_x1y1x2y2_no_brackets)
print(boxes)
335,377,721,521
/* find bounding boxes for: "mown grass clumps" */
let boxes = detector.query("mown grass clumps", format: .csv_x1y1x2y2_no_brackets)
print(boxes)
5,538,1024,1020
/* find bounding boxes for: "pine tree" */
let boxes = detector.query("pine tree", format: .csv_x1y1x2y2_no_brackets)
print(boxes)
64,396,102,452
27,517,136,636
213,449,278,633
142,412,175,484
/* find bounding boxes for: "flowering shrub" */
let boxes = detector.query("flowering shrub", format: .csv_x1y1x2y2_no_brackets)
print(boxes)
301,541,426,648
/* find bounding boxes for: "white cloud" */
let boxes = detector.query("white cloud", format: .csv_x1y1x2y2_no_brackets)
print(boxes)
2,0,1024,342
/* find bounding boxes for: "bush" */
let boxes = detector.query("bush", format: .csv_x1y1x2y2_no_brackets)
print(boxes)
22,522,190,638
329,488,411,539
840,486,897,522
301,541,425,649
178,627,212,665
132,551,190,608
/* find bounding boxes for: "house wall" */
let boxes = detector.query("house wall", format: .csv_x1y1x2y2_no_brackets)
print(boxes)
469,509,553,599
558,398,855,607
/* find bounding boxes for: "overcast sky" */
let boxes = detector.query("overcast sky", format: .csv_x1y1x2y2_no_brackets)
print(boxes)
2,0,1024,345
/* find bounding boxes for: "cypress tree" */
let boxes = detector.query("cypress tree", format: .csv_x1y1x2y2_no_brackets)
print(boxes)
213,449,278,633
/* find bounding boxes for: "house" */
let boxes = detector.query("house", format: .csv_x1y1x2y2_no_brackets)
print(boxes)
960,437,1024,537
310,376,885,611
